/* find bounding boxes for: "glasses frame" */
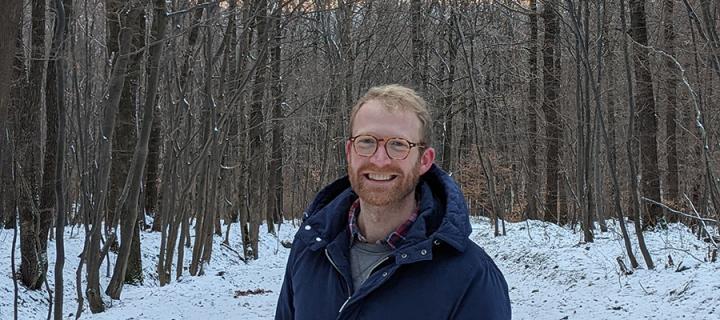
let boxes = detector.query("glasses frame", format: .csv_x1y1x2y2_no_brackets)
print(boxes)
349,134,426,160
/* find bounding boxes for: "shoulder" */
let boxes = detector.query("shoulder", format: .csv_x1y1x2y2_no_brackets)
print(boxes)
448,243,511,319
464,242,502,271
453,243,505,286
395,241,510,319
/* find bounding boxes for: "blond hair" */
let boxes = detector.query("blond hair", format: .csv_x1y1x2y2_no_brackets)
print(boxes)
349,84,433,145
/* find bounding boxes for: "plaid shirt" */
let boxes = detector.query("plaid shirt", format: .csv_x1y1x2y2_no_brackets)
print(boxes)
347,199,418,249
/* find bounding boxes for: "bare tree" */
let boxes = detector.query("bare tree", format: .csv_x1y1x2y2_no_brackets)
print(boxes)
85,3,136,311
106,0,169,298
525,0,540,221
16,0,50,290
49,0,69,317
0,0,22,121
565,0,594,242
662,0,679,216
541,0,565,224
0,2,22,319
267,0,285,229
628,0,661,230
248,0,269,258
106,0,146,285
440,5,458,173
621,0,654,269
411,0,424,88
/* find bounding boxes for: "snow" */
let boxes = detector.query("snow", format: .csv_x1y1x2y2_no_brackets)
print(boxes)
1,218,719,319
474,219,720,319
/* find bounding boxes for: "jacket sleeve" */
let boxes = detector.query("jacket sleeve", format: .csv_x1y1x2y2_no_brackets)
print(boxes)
275,239,299,320
450,259,512,320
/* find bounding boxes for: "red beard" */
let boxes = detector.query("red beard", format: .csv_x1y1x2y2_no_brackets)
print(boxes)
348,162,421,206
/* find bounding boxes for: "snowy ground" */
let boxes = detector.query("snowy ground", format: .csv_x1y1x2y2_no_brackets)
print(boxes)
474,219,719,320
1,217,719,319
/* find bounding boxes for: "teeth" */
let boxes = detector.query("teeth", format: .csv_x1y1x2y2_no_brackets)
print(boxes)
368,174,393,181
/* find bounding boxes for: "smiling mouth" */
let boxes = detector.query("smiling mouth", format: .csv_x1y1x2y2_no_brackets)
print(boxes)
365,173,397,181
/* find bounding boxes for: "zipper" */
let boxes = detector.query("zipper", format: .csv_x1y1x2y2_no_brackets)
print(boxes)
326,250,392,318
325,248,352,314
367,256,390,278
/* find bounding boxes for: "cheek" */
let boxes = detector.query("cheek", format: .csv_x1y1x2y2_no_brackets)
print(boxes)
347,153,365,172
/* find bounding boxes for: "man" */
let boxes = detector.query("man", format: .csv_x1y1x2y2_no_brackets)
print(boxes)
275,85,511,319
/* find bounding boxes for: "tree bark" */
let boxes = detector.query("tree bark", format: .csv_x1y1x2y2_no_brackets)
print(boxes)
526,0,539,221
411,0,424,88
19,0,48,290
542,0,564,224
441,7,457,173
662,0,679,215
106,0,168,298
567,0,594,242
86,5,136,312
146,105,162,231
629,0,661,229
248,0,269,259
0,1,22,225
0,0,22,123
267,0,284,228
106,0,143,239
621,0,654,269
50,0,69,318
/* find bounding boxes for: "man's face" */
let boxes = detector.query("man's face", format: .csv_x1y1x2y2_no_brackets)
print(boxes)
346,99,435,207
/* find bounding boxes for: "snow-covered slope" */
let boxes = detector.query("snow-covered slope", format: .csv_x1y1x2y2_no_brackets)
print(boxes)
474,218,719,319
2,218,718,319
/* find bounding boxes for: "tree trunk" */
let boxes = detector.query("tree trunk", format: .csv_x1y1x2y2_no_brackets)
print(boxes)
0,126,12,229
441,8,457,173
106,0,168,298
50,1,69,317
526,0,539,221
542,0,564,224
86,6,135,312
662,0,679,216
158,153,177,286
568,0,593,241
221,0,241,242
124,2,147,285
18,0,48,290
43,0,61,251
411,0,423,88
107,0,143,237
621,0,654,269
696,0,720,78
629,0,661,229
146,104,162,231
0,0,22,123
248,0,269,259
191,8,222,275
267,0,284,228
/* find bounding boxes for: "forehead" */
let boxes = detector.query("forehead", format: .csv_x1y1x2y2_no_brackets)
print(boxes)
352,99,422,140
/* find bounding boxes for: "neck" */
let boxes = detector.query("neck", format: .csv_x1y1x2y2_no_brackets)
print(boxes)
357,194,416,243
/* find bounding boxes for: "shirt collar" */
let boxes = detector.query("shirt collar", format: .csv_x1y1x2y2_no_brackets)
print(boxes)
347,199,418,249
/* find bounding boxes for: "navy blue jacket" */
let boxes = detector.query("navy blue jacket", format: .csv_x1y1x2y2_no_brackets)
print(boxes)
275,165,511,320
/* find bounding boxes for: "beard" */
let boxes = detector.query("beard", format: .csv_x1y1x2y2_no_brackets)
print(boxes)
348,161,421,207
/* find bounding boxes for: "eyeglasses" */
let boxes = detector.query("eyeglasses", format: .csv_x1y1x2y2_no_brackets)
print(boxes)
349,135,425,160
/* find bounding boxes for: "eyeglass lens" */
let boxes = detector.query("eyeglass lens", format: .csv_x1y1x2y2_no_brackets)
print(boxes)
354,135,411,159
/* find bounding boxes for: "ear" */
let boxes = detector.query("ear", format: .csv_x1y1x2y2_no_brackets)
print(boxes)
418,147,435,175
345,139,352,162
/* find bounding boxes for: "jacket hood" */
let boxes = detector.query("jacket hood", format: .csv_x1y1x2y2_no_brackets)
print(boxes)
299,164,472,253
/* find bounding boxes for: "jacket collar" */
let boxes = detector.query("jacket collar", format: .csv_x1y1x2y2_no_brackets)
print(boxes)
298,164,471,255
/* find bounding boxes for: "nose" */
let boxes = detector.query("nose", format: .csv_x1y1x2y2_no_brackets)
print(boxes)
369,142,392,167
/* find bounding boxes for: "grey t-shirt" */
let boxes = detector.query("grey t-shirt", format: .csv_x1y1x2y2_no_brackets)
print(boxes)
349,242,393,292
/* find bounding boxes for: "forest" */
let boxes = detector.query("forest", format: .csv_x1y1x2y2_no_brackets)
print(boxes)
0,0,719,319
